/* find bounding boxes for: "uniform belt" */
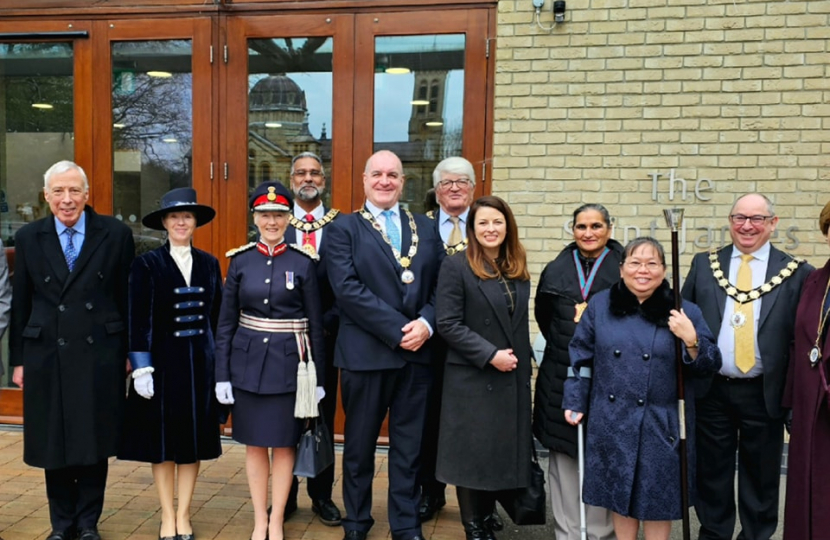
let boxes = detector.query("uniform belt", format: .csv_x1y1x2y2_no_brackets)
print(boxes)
716,374,763,383
238,312,314,366
238,312,309,333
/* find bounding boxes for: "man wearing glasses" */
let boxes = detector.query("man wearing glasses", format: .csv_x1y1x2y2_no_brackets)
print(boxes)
682,193,812,540
284,151,343,527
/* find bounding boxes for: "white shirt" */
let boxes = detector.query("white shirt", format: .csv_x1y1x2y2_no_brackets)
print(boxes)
717,242,771,378
169,244,192,287
438,207,469,244
293,203,326,246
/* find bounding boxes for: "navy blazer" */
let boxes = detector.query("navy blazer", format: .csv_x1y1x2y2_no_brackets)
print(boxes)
681,244,813,418
327,208,443,371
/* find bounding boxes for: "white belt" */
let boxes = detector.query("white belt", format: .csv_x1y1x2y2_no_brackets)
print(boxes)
238,312,313,364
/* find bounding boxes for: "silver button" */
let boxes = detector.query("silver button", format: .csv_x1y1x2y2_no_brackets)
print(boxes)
265,279,271,284
264,299,269,304
263,338,269,343
267,260,272,266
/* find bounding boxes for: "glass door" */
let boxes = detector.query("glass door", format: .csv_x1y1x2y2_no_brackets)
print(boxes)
223,14,355,258
353,10,492,208
100,18,214,252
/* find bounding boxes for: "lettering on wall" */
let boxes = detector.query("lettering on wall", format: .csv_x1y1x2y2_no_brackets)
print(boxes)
562,169,801,251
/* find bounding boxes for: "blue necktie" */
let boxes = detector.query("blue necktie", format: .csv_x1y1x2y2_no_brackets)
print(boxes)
64,228,78,271
381,210,401,252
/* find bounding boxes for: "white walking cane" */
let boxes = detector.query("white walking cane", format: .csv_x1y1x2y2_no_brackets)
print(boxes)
568,366,591,540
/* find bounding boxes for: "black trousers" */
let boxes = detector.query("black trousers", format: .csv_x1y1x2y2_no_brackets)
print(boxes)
695,376,783,540
290,340,339,502
45,460,108,532
340,363,432,539
418,353,446,499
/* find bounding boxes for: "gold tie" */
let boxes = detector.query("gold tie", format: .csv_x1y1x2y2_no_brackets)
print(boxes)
735,254,755,373
448,216,463,245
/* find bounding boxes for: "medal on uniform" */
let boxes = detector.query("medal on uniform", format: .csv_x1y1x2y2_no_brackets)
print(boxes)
401,270,415,284
572,247,610,323
301,243,317,258
730,311,746,328
574,302,588,323
285,271,295,290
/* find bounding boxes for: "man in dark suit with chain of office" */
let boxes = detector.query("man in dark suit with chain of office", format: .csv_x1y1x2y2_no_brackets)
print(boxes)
10,160,135,540
283,151,343,526
327,150,442,540
681,193,812,540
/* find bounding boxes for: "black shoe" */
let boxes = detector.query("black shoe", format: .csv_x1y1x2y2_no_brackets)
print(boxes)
418,493,447,522
484,511,503,532
177,534,195,540
46,532,73,540
343,531,367,540
311,498,342,526
78,528,101,540
395,536,427,540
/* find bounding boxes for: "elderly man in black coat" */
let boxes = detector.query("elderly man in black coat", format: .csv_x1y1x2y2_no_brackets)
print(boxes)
10,160,135,540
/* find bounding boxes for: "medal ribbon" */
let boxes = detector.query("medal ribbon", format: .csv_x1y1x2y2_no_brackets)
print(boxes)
573,247,610,301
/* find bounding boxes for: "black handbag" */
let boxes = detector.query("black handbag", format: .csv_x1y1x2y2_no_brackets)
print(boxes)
293,414,334,478
497,444,547,525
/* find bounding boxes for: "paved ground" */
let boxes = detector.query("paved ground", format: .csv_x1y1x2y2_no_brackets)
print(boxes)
0,428,784,540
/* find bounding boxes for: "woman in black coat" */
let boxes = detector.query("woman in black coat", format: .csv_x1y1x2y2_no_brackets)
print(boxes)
119,188,222,540
436,196,532,540
533,203,620,540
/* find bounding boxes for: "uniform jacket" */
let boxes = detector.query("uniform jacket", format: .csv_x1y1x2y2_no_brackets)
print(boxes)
781,260,830,540
435,254,533,491
533,239,623,458
9,207,135,469
326,209,443,371
119,244,223,464
563,281,721,520
215,244,325,394
681,244,813,418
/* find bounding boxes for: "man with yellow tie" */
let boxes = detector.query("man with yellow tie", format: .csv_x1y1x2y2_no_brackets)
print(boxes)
682,193,812,540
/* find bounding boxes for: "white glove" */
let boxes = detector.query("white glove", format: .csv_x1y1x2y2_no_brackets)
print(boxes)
134,373,154,400
316,386,326,404
215,381,235,405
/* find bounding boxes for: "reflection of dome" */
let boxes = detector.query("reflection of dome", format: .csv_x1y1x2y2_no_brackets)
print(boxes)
249,74,307,112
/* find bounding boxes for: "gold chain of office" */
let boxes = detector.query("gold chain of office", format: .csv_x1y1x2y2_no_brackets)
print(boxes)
708,249,806,304
288,209,340,232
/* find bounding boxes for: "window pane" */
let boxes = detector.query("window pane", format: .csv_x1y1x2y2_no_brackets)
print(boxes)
112,40,193,254
247,37,333,241
0,42,74,386
373,34,465,214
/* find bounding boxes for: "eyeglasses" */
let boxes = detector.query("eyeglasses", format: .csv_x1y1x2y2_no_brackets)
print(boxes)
292,169,323,178
623,261,663,271
729,214,774,226
438,178,471,189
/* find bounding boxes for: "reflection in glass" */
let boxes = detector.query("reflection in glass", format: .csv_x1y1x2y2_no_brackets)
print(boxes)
0,41,74,385
112,40,193,254
373,35,465,213
247,37,333,240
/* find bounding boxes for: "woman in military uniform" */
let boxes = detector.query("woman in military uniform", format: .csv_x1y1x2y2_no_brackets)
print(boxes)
214,181,325,540
119,188,223,540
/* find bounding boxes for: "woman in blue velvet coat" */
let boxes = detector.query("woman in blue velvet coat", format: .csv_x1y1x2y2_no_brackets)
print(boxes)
118,188,223,540
563,237,721,540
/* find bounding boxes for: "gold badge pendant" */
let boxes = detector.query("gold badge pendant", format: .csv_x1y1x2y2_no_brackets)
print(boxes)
574,302,588,323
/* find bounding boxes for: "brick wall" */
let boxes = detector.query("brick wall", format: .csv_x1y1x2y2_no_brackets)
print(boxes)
493,0,830,283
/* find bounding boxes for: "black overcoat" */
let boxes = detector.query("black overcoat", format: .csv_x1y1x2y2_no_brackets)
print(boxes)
435,254,533,491
533,239,623,458
9,207,135,469
118,244,223,464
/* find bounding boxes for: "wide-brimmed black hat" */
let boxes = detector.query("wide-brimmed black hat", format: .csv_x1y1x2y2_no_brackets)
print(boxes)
142,187,216,231
249,181,293,212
